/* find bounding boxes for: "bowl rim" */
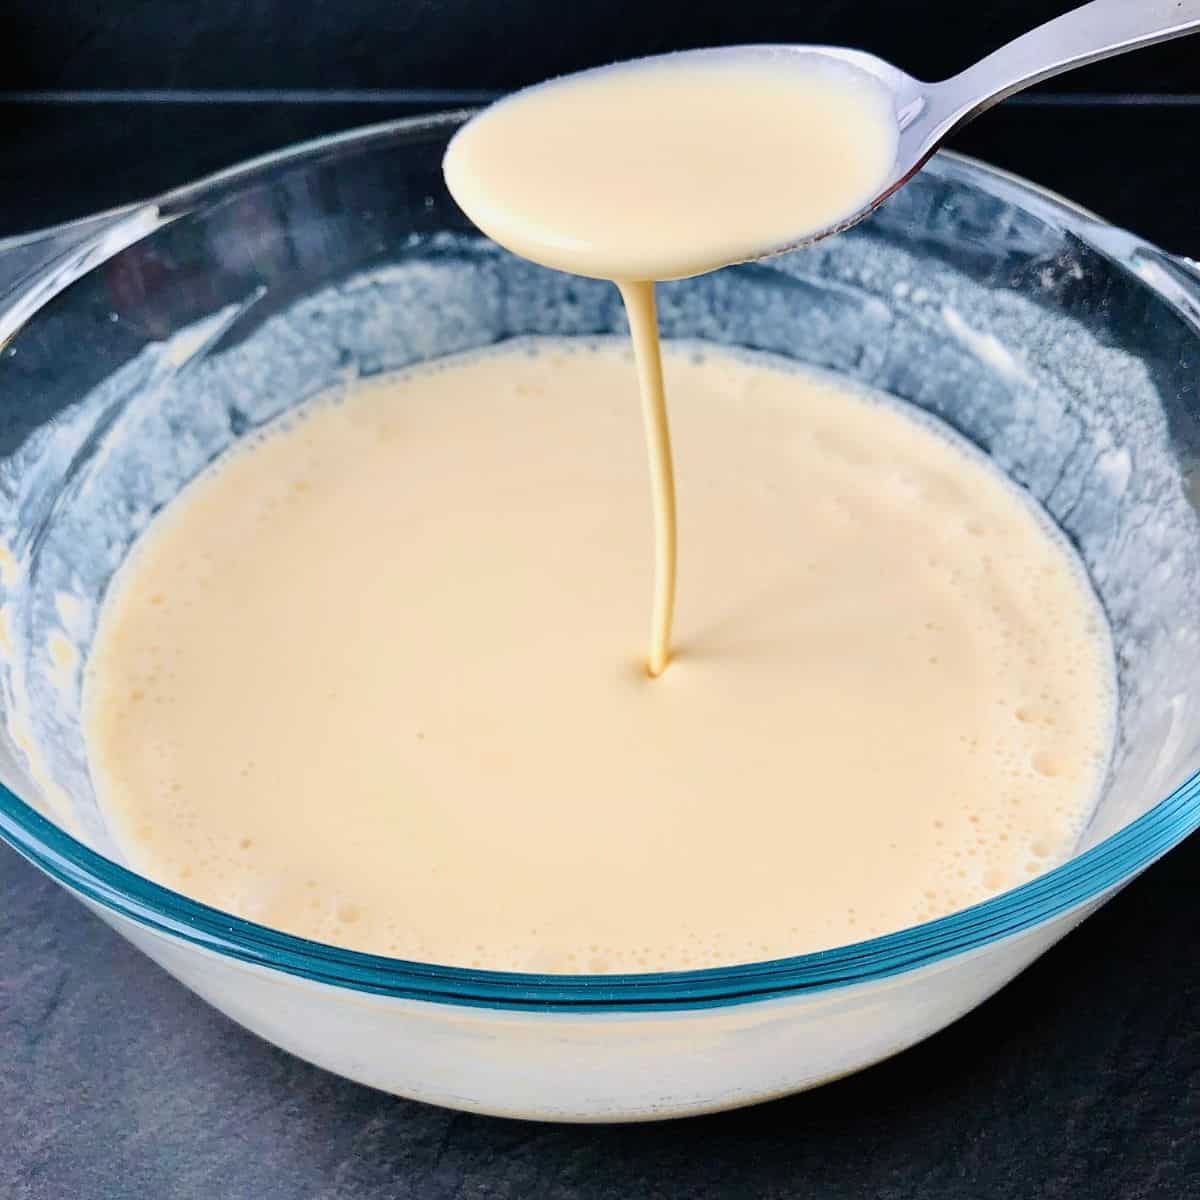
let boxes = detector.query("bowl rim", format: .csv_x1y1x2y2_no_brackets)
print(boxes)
2,111,1199,1013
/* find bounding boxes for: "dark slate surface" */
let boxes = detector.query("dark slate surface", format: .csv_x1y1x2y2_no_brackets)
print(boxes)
2,835,1197,1199
1,97,1199,1198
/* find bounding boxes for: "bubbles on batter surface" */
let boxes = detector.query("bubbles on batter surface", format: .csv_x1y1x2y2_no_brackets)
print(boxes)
82,338,1117,976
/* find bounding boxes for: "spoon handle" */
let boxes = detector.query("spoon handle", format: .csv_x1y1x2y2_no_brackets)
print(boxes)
940,0,1200,123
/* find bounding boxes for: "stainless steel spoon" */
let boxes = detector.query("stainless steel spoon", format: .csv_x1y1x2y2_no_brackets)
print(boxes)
788,0,1200,247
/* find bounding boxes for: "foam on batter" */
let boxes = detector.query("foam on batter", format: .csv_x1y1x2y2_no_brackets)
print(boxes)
84,339,1115,971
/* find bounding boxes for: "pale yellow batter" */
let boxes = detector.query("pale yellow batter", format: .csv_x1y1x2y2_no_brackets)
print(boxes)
446,50,901,675
84,341,1114,972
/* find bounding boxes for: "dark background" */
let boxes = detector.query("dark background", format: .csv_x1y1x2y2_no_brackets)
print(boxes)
1,3,1198,1198
1,0,1199,247
5,0,1198,91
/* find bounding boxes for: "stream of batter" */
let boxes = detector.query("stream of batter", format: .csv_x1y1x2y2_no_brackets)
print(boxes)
444,49,900,673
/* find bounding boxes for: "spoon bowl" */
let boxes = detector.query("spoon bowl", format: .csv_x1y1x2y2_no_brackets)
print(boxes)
443,1,1200,283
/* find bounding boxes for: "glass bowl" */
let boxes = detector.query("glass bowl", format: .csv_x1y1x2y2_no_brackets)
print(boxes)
1,113,1198,1123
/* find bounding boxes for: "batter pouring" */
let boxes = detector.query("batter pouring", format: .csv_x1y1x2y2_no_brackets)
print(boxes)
444,49,900,672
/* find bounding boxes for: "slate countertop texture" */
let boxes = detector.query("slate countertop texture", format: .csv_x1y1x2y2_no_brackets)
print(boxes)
1,88,1199,1200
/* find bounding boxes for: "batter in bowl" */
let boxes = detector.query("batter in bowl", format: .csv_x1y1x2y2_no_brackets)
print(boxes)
83,340,1114,972
84,56,1114,973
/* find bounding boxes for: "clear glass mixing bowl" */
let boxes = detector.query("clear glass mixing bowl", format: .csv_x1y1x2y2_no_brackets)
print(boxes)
1,114,1198,1122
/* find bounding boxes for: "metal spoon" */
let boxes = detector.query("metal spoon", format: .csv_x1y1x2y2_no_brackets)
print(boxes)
786,0,1200,248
